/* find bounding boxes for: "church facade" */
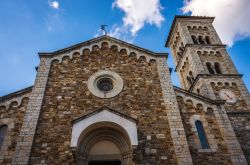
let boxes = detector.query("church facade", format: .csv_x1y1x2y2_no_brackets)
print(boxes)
0,16,250,165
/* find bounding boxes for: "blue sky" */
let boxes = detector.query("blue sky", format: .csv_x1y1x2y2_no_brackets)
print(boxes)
0,0,249,96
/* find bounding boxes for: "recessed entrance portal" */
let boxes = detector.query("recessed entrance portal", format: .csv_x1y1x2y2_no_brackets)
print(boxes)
75,121,134,165
70,108,138,165
88,160,121,165
87,140,122,164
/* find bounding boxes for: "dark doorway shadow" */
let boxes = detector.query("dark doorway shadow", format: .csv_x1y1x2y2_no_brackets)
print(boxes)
88,160,121,165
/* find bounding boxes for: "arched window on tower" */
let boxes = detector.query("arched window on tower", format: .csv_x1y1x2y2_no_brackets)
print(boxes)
205,36,211,44
214,62,222,74
198,36,205,44
191,35,198,44
0,125,8,150
195,120,209,149
177,52,182,61
186,76,192,86
206,62,215,74
189,71,195,83
179,47,184,54
181,42,184,48
203,26,208,30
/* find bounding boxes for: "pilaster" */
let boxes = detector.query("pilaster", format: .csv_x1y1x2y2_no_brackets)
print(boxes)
156,58,193,165
13,57,51,164
213,105,248,164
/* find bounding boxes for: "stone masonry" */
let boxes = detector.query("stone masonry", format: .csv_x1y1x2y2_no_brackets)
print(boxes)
13,57,51,165
0,16,249,165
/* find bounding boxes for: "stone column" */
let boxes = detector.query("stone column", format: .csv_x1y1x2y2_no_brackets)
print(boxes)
13,57,51,164
122,151,132,165
213,105,248,165
77,155,87,165
156,58,193,165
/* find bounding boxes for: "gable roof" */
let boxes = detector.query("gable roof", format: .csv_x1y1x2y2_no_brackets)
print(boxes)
71,106,138,125
174,85,225,105
0,86,33,102
39,35,168,58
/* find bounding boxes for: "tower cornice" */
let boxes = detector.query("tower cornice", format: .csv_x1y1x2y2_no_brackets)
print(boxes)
165,15,215,47
188,74,243,92
174,44,227,72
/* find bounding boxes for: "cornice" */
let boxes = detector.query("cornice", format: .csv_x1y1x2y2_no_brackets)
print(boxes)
188,74,243,92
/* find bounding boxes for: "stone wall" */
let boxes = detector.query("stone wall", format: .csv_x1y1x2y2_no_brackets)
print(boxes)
175,89,233,165
211,81,248,112
29,44,177,164
216,80,250,163
229,113,250,164
0,94,30,164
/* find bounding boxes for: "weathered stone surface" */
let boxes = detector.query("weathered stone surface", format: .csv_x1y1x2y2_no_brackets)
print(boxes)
229,114,250,163
175,93,232,165
169,16,249,165
0,96,30,164
28,46,177,165
0,16,249,165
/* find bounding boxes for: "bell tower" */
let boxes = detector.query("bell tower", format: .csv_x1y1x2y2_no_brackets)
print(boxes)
166,16,250,112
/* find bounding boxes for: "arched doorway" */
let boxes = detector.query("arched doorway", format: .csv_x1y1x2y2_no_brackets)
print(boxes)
76,122,133,165
88,140,121,165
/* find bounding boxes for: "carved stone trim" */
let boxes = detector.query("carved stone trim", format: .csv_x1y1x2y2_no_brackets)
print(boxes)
74,122,133,165
87,71,123,98
70,109,138,148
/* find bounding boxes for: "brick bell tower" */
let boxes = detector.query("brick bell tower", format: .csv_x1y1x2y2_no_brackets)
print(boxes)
166,16,250,112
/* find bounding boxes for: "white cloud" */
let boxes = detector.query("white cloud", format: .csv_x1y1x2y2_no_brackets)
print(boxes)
94,24,134,43
108,24,134,42
182,0,250,47
49,0,59,9
110,0,164,40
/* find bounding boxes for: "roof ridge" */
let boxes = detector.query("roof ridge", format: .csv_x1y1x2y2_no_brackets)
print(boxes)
165,15,215,47
38,35,168,58
71,106,138,124
0,86,33,102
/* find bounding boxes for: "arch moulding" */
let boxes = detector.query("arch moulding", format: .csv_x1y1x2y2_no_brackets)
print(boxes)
70,108,138,148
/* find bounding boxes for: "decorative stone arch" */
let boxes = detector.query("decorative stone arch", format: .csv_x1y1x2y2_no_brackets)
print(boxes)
87,70,124,98
70,108,138,165
43,37,162,65
100,41,110,49
76,123,132,165
110,45,119,52
62,55,71,62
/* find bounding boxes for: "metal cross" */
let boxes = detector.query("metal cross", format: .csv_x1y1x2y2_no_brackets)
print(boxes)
100,24,108,35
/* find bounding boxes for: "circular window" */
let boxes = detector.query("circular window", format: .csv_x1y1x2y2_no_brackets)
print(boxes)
97,78,114,92
87,70,123,98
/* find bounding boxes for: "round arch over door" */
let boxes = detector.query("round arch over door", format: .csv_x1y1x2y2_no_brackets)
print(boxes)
76,122,133,165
